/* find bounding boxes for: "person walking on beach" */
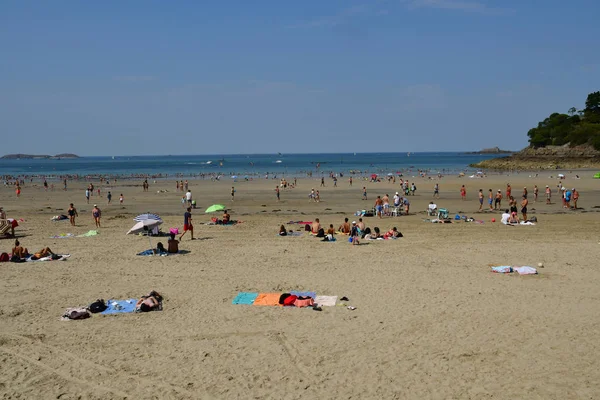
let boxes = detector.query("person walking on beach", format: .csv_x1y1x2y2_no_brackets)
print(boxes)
433,183,439,199
520,195,528,221
545,185,551,204
349,177,353,186
362,187,367,201
119,194,124,204
315,190,321,202
506,183,511,200
180,207,194,240
523,187,528,198
478,189,484,211
533,185,539,202
411,182,416,196
231,186,235,202
43,179,48,192
107,191,112,204
68,203,78,226
85,188,90,204
320,177,325,187
275,186,280,201
92,204,101,228
460,185,466,201
16,184,21,198
63,178,68,191
185,190,192,206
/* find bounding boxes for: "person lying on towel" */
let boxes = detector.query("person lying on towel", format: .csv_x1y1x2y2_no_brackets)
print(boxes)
135,291,163,312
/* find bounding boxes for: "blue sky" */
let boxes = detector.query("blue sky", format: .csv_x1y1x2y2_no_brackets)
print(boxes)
1,0,598,156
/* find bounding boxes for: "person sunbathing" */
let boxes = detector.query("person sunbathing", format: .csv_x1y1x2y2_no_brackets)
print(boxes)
278,224,288,236
338,218,351,234
385,227,402,238
12,240,28,258
508,212,519,224
135,291,163,312
167,233,179,253
311,218,321,234
221,210,230,224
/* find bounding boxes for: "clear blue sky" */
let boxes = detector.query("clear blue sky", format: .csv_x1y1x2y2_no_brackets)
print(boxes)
1,0,598,156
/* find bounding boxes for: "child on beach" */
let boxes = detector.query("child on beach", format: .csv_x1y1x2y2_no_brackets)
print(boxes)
119,194,124,204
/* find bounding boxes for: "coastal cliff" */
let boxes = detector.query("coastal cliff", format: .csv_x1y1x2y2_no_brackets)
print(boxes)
1,153,80,159
465,146,514,155
470,145,600,170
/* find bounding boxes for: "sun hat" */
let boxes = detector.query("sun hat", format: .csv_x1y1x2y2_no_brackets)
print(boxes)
352,221,356,224
93,204,97,207
395,192,399,195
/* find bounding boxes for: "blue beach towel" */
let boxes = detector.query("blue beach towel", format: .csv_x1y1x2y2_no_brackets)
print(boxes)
290,291,316,299
137,249,168,256
232,292,259,305
101,299,137,314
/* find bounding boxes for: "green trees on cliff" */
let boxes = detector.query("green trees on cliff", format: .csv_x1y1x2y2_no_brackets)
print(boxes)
527,91,600,150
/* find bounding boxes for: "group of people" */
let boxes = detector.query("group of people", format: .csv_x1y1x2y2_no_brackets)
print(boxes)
373,192,411,217
293,217,402,245
9,239,56,261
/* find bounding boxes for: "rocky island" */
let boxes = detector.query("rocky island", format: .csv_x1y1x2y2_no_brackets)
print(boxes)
471,90,600,170
1,153,80,160
465,147,514,155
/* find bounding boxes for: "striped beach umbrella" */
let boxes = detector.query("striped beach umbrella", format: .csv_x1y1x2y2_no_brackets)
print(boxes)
134,213,162,222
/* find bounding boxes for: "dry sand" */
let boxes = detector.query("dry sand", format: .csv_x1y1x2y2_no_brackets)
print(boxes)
1,171,600,399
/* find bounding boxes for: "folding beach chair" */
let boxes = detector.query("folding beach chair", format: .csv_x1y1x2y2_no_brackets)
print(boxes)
0,220,11,236
437,208,449,219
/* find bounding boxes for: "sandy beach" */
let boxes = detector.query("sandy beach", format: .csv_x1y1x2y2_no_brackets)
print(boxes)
1,171,600,399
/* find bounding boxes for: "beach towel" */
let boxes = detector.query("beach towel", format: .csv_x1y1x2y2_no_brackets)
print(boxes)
253,293,281,306
519,221,536,226
51,215,68,221
314,295,337,306
50,233,75,239
137,249,168,256
287,221,312,225
491,266,513,273
77,230,99,237
61,307,91,321
290,291,316,299
232,292,259,305
26,254,70,262
278,231,303,237
514,266,538,275
101,299,137,314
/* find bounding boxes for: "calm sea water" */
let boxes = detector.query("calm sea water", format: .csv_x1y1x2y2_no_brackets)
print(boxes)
0,152,501,179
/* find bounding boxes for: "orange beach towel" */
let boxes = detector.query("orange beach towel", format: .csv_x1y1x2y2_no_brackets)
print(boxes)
253,293,281,306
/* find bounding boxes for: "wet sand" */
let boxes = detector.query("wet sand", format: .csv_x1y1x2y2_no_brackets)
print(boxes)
1,171,600,399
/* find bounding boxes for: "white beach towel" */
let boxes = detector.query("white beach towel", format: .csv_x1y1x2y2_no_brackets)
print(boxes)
514,266,537,275
314,295,337,307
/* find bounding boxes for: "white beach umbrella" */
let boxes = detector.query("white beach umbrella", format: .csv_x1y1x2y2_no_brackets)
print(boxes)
127,219,163,235
134,213,162,222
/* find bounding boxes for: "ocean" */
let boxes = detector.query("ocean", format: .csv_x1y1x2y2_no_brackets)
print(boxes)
0,152,501,179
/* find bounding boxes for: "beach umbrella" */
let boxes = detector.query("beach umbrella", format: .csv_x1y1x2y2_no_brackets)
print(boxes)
594,173,600,179
205,204,225,213
371,174,378,179
134,213,162,222
231,175,238,179
127,219,162,235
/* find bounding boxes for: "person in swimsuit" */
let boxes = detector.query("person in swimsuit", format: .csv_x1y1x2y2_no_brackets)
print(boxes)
68,203,78,226
506,183,511,200
508,212,519,224
545,185,551,204
338,218,350,234
92,205,101,228
12,240,28,258
180,207,193,240
311,218,321,234
460,185,466,201
478,189,484,211
572,188,579,209
521,195,529,221
362,187,367,200
509,196,518,215
221,210,230,224
278,225,288,236
494,190,502,210
167,233,179,253
374,196,383,218
135,291,162,312
350,221,360,245
533,185,539,202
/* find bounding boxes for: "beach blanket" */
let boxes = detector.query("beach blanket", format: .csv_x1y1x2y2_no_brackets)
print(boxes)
253,293,282,306
101,299,137,314
314,295,337,306
50,233,75,239
287,221,312,225
519,221,536,226
51,215,68,221
26,254,70,262
290,291,316,299
491,266,513,273
514,266,538,275
77,230,99,237
232,292,259,305
137,249,168,256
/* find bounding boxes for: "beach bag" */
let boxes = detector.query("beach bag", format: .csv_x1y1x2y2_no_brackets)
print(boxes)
0,252,9,262
88,299,107,313
304,224,311,232
283,295,298,306
64,309,91,320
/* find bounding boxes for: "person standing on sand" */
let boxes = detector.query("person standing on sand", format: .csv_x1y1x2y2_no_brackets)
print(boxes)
315,190,320,202
185,190,192,206
350,221,360,245
63,178,68,191
382,194,390,216
16,184,21,198
460,185,466,201
523,187,528,198
119,194,124,204
533,185,539,202
545,185,551,204
85,188,90,204
362,187,367,201
231,186,235,201
349,177,353,186
478,189,484,211
92,204,101,228
494,190,502,210
180,207,194,240
488,189,494,210
107,191,112,204
374,196,383,218
521,195,529,221
433,183,439,199
275,186,280,201
572,188,579,209
320,177,325,187
506,183,512,200
68,203,78,226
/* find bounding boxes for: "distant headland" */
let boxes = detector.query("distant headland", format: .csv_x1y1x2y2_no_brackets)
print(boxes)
471,90,600,170
464,147,514,155
1,153,80,160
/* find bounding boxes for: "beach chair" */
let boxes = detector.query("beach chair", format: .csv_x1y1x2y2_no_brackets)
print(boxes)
437,208,449,219
427,204,438,216
0,220,11,236
391,206,401,216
